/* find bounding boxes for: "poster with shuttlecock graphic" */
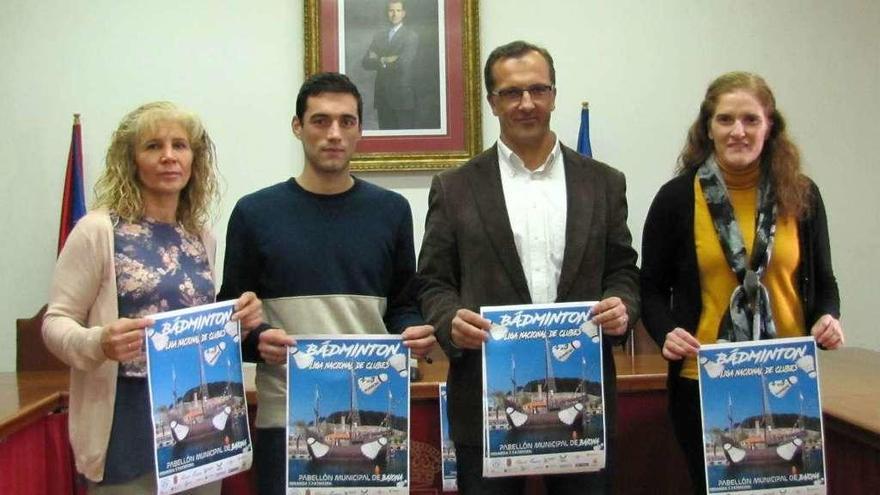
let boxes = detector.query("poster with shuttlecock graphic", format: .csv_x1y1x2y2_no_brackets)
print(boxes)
144,300,253,495
438,382,457,491
481,302,605,477
698,336,827,494
287,335,410,494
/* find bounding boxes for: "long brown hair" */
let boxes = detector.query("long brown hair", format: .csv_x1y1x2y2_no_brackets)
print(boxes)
677,71,811,218
93,101,219,232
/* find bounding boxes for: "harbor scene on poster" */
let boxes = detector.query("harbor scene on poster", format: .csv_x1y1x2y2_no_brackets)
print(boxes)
439,382,457,491
287,335,410,495
145,300,253,495
481,302,606,477
698,336,827,494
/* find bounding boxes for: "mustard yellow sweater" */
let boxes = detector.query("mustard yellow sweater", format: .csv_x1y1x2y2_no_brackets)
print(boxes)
681,164,804,379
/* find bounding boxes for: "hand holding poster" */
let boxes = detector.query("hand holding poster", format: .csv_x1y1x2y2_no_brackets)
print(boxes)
144,300,253,495
698,336,827,494
286,335,410,494
481,302,606,477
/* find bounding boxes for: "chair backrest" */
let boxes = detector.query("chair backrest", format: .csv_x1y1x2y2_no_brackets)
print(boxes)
16,304,68,372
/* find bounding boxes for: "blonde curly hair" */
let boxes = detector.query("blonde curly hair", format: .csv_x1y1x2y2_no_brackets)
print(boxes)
93,101,219,232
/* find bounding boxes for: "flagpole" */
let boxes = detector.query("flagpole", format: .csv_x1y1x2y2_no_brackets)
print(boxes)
576,101,592,157
58,113,86,255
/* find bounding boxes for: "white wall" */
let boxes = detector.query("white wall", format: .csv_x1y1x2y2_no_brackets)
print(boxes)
1,0,877,372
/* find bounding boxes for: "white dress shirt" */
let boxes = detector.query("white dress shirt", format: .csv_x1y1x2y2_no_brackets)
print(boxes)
389,23,402,40
497,139,567,304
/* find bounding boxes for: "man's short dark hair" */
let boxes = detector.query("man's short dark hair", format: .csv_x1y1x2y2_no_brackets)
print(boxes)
483,40,556,94
295,72,363,124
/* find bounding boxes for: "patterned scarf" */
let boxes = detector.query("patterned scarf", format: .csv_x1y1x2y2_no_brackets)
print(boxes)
698,155,777,342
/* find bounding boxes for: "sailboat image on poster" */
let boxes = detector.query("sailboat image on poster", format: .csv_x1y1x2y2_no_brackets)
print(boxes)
716,374,807,468
286,335,410,494
147,322,238,444
481,302,607,477
698,337,828,494
145,300,253,495
500,331,592,431
164,338,236,444
302,367,394,466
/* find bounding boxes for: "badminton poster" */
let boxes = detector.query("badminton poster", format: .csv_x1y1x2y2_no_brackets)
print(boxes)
481,302,606,477
438,382,457,491
698,336,827,494
144,300,253,495
286,335,410,495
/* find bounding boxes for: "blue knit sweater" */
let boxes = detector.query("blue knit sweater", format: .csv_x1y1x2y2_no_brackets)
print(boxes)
217,177,423,426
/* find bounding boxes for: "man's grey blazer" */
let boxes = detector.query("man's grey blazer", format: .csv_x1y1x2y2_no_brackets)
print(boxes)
418,143,640,446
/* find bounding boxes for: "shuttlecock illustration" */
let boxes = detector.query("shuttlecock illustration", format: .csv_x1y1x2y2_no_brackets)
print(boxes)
579,321,600,343
551,340,582,362
149,329,169,351
388,353,409,377
290,345,315,369
212,406,231,431
723,442,747,464
775,437,803,461
768,376,798,398
170,420,190,442
360,437,388,460
699,356,725,378
306,437,330,459
357,373,389,395
203,341,227,366
797,355,817,378
557,403,584,425
505,407,528,428
224,320,240,343
489,324,509,340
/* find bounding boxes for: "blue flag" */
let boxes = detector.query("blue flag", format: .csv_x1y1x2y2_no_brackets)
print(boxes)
577,104,593,158
58,114,86,254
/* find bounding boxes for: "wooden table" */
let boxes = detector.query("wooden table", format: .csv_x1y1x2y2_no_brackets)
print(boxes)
817,348,880,492
819,347,880,448
2,348,877,494
0,371,75,494
411,349,670,398
409,350,685,493
408,348,880,494
0,371,69,439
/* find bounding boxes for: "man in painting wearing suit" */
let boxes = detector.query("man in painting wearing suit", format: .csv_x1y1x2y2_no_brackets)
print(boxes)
418,40,640,494
362,0,418,129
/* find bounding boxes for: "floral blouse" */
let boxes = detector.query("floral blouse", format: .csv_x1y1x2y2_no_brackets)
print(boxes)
114,216,214,377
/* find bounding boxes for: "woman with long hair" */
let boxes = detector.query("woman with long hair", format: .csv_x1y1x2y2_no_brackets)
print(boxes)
43,102,263,494
640,72,844,493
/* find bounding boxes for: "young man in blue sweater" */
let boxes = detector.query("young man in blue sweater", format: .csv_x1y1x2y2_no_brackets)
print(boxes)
217,72,435,495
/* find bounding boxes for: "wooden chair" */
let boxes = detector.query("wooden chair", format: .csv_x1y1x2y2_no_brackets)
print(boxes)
16,304,68,371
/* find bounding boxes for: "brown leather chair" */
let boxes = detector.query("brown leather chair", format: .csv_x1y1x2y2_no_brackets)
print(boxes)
16,304,68,371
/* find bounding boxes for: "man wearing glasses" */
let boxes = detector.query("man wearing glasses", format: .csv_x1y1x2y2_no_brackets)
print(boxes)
418,40,639,494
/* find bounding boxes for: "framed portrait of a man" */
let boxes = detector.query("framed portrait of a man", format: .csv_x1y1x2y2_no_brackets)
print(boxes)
305,0,481,171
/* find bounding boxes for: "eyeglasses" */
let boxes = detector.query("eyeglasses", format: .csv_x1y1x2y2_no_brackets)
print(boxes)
491,84,555,102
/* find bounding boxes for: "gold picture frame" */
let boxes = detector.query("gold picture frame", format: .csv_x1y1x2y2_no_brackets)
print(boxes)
304,0,482,171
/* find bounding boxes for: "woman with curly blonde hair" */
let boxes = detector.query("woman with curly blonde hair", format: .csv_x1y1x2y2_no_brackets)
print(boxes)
43,102,263,494
94,101,218,233
640,72,844,493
